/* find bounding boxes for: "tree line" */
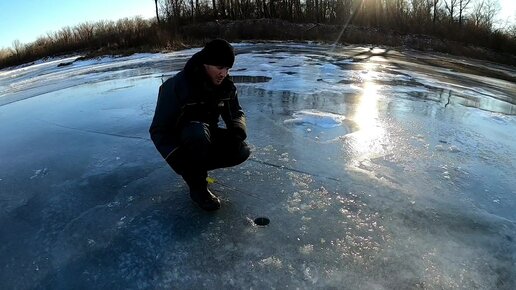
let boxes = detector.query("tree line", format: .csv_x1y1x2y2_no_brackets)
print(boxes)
155,0,510,32
0,0,514,69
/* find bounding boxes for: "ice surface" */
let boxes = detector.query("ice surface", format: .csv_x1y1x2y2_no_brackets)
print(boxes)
0,43,515,289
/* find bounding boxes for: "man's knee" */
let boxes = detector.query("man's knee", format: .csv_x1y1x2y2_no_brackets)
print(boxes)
180,122,211,148
169,122,213,173
235,141,251,164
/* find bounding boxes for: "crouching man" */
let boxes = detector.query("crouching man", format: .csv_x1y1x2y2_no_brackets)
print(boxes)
149,39,250,211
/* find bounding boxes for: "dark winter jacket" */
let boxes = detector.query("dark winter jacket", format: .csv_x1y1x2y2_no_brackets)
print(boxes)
149,51,247,161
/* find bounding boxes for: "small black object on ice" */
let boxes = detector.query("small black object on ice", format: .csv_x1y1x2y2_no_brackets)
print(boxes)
254,217,270,226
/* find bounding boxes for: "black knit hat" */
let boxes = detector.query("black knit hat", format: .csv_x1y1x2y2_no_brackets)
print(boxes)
200,39,235,68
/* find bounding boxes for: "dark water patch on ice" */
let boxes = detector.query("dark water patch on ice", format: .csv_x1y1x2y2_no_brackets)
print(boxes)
104,85,135,93
231,75,271,83
336,63,360,70
244,52,287,60
238,86,355,109
338,79,353,85
282,71,297,75
376,79,425,87
57,61,73,67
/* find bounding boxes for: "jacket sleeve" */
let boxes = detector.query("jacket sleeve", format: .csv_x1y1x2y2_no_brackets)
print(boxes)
223,90,247,140
149,78,182,160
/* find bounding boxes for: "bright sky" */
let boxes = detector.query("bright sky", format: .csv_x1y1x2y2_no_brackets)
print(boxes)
0,0,155,49
0,0,514,50
498,0,516,27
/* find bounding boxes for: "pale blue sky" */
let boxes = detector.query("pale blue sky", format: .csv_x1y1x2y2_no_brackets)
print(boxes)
0,0,514,50
0,0,155,49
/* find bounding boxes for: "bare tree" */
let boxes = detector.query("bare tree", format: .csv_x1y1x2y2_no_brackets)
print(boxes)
212,0,217,17
411,0,432,23
168,0,184,23
509,24,516,38
458,0,471,26
384,0,408,26
155,0,161,23
11,39,25,58
432,0,440,24
471,0,500,30
444,0,459,23
189,0,195,21
219,0,227,18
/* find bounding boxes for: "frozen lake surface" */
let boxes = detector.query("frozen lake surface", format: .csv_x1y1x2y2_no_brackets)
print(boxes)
1,43,515,289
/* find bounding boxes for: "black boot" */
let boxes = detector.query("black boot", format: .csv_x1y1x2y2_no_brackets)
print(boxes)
183,174,220,211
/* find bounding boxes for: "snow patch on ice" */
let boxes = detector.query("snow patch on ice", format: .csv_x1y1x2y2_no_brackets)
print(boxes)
284,110,345,128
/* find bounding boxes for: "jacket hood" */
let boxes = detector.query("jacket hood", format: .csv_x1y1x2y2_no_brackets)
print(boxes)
183,51,204,78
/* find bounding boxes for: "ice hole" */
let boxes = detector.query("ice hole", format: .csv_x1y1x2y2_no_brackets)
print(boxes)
254,217,270,226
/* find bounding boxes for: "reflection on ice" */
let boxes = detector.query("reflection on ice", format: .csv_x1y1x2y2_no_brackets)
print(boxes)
348,68,387,165
352,81,381,131
230,75,271,83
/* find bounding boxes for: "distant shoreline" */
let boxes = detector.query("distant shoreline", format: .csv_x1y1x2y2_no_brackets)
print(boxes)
2,19,516,70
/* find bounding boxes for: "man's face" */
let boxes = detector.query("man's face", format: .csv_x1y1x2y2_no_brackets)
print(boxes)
204,64,230,86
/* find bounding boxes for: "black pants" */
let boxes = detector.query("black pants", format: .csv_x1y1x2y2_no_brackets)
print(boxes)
167,122,250,187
